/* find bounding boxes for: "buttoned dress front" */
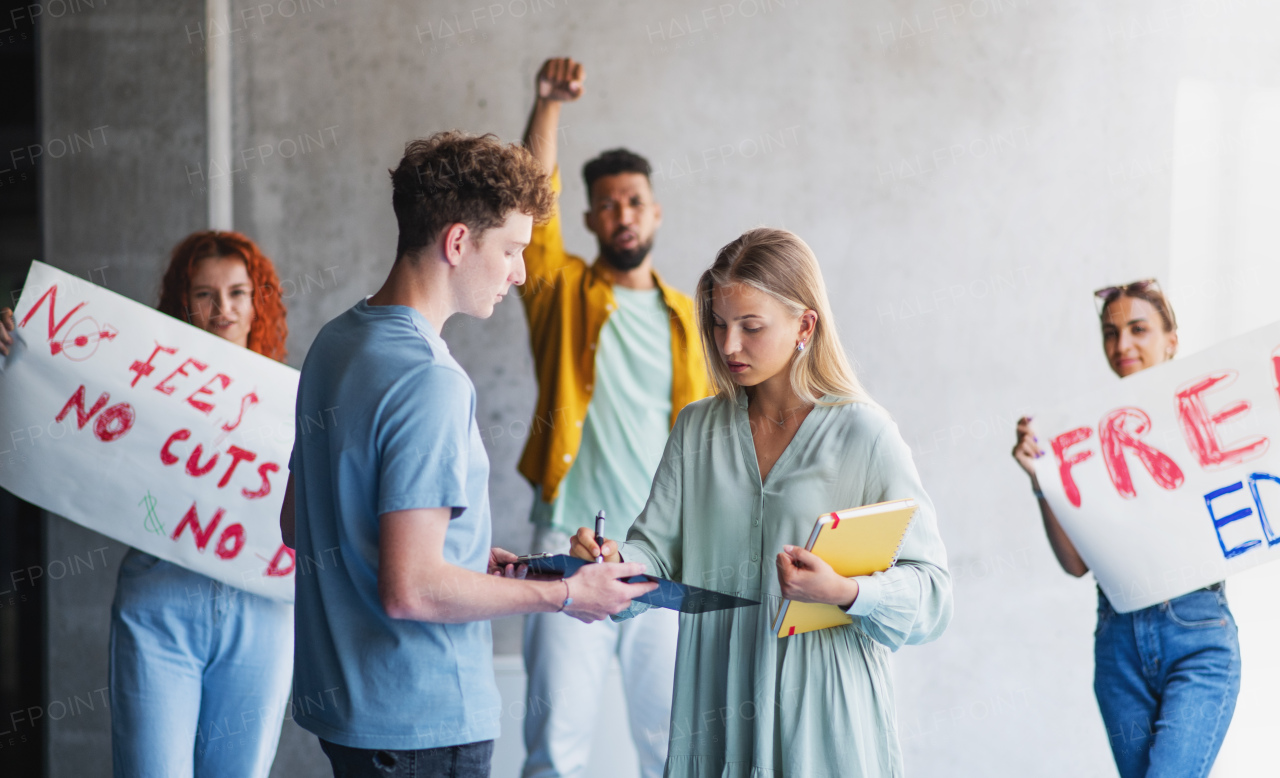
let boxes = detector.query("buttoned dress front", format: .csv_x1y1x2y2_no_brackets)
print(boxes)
616,393,953,778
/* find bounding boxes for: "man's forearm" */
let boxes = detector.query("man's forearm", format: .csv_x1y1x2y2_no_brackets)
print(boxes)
386,564,563,623
523,97,561,175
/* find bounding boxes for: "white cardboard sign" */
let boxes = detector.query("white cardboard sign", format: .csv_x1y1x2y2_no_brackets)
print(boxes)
1033,319,1280,612
0,261,297,602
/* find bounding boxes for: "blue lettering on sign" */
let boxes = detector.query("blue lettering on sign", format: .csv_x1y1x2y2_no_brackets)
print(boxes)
1247,472,1280,547
1203,481,1261,559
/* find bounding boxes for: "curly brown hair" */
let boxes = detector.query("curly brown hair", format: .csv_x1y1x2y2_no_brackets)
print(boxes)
158,231,289,362
389,131,555,260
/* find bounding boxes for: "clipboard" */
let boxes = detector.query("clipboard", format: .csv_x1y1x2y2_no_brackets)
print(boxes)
772,498,917,638
524,554,759,614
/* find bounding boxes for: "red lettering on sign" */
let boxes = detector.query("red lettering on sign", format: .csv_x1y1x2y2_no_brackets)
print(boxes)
18,285,86,348
185,444,219,477
170,503,225,551
265,544,295,576
187,373,232,415
220,391,260,434
1272,348,1280,409
1099,407,1185,499
1052,427,1094,508
53,386,135,442
218,445,257,488
1175,371,1270,470
160,429,191,465
214,524,246,560
159,434,271,500
242,462,279,500
129,343,178,388
155,358,207,396
93,403,135,442
56,385,109,429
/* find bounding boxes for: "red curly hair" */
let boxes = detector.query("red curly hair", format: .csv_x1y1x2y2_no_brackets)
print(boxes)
158,231,288,362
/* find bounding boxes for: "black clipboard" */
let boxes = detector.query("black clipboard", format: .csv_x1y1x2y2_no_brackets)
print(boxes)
522,554,758,614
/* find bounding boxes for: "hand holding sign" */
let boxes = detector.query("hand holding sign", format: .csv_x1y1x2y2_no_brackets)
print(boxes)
0,307,14,357
0,262,298,602
1011,416,1045,475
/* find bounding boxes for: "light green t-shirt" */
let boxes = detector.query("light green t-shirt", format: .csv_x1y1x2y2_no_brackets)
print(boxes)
530,285,674,535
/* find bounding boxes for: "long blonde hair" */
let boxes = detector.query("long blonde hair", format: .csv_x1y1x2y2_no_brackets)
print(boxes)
696,228,873,406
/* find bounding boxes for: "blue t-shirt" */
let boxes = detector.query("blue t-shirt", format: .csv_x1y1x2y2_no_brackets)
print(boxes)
290,299,500,750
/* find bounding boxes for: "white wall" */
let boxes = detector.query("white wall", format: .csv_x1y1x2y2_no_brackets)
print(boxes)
40,0,1280,775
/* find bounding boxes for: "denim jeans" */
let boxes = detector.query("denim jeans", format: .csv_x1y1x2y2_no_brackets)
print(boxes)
320,738,494,778
109,549,294,778
1093,584,1240,778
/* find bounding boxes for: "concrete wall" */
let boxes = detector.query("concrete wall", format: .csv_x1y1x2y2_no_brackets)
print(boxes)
38,0,1280,775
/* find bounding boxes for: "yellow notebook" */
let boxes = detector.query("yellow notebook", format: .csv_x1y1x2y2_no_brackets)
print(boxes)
772,499,917,638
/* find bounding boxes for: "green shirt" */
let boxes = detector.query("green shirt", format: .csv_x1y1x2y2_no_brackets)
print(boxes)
617,394,952,777
530,285,674,534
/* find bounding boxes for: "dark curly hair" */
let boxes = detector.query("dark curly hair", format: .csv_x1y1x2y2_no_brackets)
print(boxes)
583,148,652,201
389,131,555,260
158,231,288,362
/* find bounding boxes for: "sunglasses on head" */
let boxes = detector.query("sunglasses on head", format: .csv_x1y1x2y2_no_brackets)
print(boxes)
1093,278,1160,317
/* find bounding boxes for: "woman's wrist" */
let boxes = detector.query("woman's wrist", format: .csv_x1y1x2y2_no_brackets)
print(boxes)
1030,475,1045,500
837,577,860,610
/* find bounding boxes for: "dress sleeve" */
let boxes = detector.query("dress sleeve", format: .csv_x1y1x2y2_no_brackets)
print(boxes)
843,419,953,650
612,406,690,621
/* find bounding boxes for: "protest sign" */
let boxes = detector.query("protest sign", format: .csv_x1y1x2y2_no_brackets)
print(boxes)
0,261,297,602
1033,320,1280,612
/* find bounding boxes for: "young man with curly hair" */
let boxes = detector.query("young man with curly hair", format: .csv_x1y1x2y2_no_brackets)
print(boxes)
281,131,657,778
518,59,711,778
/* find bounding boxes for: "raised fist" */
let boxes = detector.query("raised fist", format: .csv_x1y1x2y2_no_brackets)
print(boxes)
537,57,585,102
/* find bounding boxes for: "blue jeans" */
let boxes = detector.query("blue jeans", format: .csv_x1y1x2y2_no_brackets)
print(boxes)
320,737,494,778
109,549,294,778
1094,585,1240,778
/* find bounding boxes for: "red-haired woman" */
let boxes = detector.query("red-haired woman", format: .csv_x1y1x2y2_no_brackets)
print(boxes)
3,232,295,777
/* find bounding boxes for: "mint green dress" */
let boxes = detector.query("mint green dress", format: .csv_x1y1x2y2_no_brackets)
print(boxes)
616,393,952,778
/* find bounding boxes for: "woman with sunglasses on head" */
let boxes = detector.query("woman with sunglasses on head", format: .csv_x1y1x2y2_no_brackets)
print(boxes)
1012,279,1240,778
2,232,294,777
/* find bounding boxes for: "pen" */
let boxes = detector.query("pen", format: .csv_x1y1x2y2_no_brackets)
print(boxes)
594,509,606,564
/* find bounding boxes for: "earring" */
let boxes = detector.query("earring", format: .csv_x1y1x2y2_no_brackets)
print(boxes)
796,341,805,352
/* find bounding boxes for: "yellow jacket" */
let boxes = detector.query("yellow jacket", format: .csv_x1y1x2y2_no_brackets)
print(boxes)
518,169,710,503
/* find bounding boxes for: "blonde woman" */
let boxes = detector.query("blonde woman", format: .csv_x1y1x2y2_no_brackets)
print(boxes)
571,228,952,776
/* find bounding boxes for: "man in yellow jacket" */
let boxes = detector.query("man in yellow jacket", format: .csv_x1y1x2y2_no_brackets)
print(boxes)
517,58,710,778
